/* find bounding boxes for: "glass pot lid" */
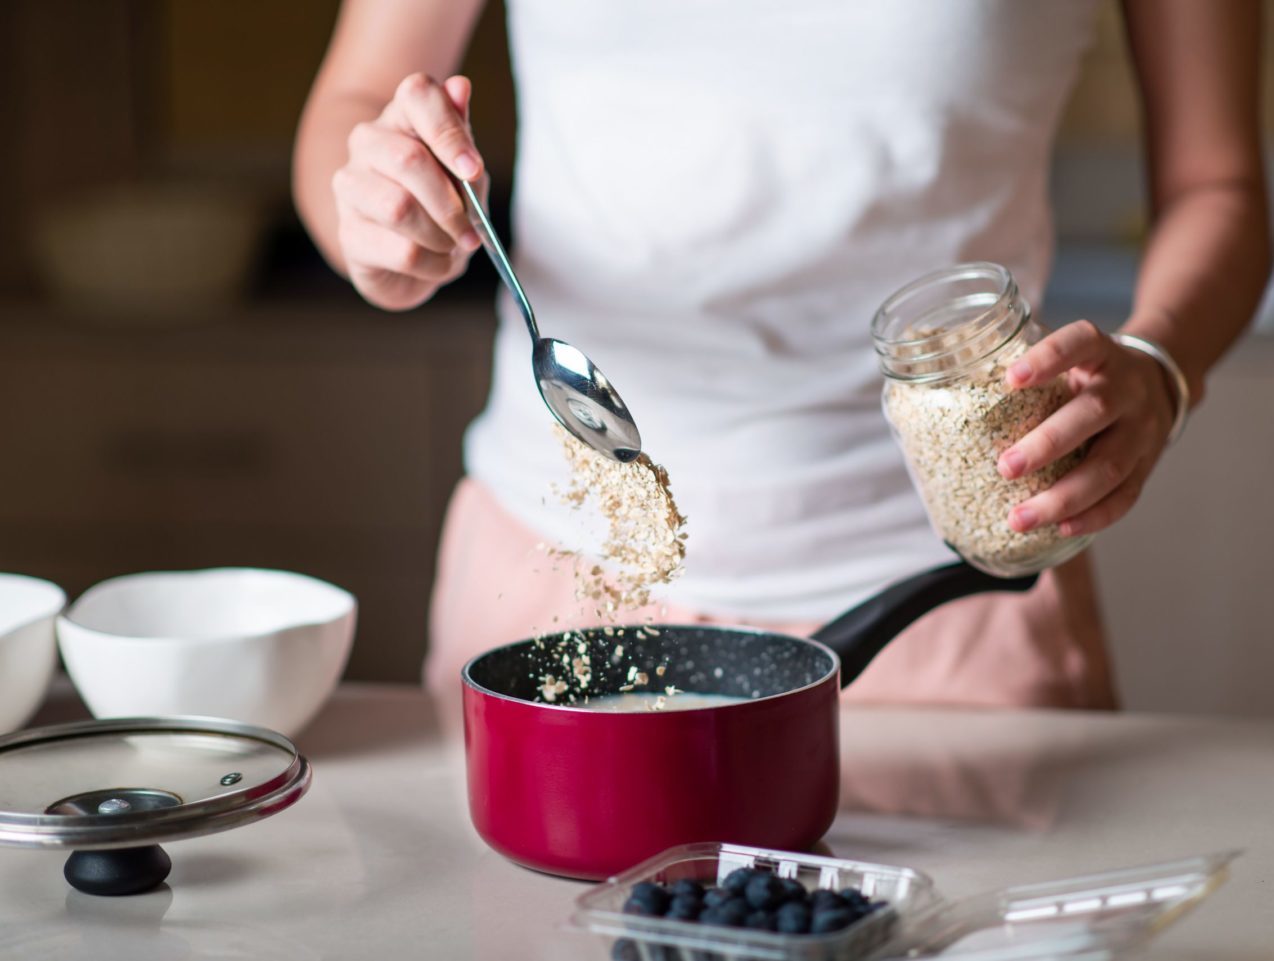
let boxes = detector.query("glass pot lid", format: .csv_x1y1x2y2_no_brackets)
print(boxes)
0,716,310,851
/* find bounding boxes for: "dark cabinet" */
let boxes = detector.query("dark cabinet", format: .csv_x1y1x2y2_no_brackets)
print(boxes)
0,303,495,682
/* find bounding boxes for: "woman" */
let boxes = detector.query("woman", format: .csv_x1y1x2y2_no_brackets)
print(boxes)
294,1,1268,710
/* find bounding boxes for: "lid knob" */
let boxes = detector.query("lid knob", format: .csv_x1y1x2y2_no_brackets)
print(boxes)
64,845,173,897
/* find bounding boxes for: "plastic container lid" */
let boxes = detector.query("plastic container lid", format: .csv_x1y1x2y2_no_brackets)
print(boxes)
878,850,1235,960
571,842,1236,961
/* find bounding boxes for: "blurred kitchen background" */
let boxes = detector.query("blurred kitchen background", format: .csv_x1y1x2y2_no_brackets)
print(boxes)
1,2,1271,715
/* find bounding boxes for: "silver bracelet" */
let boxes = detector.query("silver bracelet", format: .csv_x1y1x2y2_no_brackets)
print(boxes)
1111,332,1190,445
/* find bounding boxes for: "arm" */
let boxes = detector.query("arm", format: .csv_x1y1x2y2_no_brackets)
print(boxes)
293,0,488,310
996,0,1270,537
1120,0,1270,401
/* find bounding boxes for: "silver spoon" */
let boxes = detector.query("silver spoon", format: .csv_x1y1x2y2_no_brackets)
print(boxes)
458,180,642,463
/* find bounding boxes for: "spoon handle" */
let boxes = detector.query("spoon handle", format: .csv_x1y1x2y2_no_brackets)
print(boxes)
457,180,540,342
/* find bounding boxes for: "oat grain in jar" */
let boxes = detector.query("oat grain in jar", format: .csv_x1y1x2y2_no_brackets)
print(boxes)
871,262,1094,577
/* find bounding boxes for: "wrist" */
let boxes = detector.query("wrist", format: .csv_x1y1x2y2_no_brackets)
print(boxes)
1120,308,1207,407
1111,332,1191,445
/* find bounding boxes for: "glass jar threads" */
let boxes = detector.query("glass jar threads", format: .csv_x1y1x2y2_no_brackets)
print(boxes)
871,262,1093,577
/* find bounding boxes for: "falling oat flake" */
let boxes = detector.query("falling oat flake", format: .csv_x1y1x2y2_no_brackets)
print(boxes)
553,428,687,615
527,429,690,706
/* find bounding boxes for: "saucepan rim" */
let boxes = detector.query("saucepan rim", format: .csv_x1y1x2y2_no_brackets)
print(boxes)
460,624,841,714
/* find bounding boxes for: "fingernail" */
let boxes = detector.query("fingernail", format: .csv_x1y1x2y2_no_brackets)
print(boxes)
460,229,481,251
1007,360,1032,385
1060,520,1081,537
454,152,481,180
999,448,1027,478
1011,505,1038,532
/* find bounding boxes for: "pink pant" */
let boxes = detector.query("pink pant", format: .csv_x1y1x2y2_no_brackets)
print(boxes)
424,478,1117,711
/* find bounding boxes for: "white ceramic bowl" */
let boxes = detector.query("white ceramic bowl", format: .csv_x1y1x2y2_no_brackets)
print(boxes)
32,182,264,320
0,574,66,733
57,569,356,737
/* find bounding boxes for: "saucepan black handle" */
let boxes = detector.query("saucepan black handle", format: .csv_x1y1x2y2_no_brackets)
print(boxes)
811,561,1038,688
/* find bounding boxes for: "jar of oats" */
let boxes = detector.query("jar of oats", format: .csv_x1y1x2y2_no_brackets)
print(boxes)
871,261,1094,577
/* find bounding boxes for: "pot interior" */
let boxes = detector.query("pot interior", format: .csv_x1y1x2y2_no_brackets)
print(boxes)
465,626,836,707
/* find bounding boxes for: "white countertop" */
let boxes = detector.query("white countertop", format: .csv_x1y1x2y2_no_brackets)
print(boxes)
2,682,1271,959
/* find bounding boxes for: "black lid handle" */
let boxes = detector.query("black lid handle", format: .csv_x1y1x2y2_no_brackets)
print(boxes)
64,845,172,896
811,561,1038,688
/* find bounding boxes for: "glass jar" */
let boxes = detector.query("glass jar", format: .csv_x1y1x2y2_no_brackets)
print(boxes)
871,262,1093,577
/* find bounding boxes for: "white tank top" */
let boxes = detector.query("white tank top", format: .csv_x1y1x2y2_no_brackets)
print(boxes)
463,0,1101,622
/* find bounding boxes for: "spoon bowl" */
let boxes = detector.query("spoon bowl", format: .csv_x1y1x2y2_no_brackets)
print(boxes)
533,339,641,462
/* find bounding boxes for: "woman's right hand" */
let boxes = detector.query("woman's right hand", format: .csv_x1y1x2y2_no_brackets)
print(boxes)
332,73,486,311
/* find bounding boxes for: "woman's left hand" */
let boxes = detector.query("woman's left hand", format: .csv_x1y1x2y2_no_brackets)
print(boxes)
994,320,1177,538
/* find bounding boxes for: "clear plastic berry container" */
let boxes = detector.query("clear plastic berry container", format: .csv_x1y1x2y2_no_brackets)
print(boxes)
570,842,937,961
569,842,1235,961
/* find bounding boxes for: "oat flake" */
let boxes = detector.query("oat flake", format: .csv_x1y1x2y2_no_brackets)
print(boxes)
885,345,1084,570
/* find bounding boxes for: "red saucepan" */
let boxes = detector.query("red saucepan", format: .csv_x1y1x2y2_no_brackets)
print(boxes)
462,561,1036,880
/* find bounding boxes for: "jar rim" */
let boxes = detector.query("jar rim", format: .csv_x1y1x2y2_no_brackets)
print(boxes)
870,261,1015,346
871,261,1030,383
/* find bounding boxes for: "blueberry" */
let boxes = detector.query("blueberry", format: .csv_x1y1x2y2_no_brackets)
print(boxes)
722,868,757,893
666,895,701,921
611,938,639,961
703,887,741,909
671,879,706,901
744,910,777,930
744,874,785,911
701,900,747,927
839,888,869,908
778,878,809,903
716,899,749,927
811,908,856,934
775,901,811,934
629,881,671,915
700,903,747,928
622,896,654,916
810,889,848,913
